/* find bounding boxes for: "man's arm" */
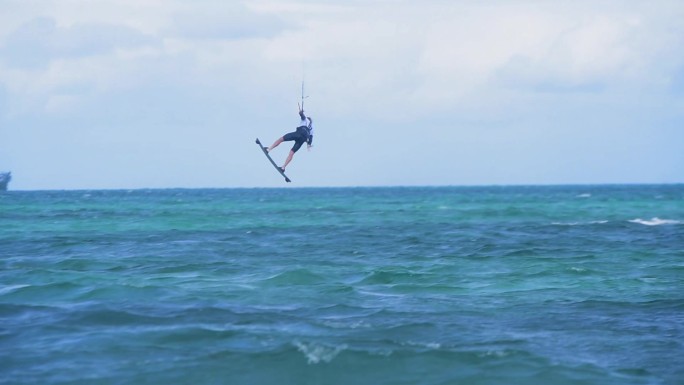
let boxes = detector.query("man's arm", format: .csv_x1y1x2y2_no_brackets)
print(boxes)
298,103,306,120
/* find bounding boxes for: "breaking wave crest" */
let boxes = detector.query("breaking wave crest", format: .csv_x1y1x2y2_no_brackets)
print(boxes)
294,341,348,364
629,217,682,226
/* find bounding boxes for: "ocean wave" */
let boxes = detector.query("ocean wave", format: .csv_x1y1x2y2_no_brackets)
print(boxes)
321,319,371,330
258,268,327,286
0,284,31,295
357,269,433,285
404,340,442,350
477,349,513,358
551,220,608,226
628,217,682,226
293,340,347,364
568,266,589,273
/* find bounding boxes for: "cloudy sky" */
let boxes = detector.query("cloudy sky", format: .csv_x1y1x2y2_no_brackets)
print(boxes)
1,0,682,189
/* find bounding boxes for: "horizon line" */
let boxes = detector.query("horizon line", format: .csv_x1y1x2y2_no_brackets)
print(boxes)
5,182,684,192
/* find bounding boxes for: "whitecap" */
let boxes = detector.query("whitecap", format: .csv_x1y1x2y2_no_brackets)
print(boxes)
479,349,510,358
405,340,442,350
576,193,591,198
294,341,347,364
629,217,682,226
551,220,608,226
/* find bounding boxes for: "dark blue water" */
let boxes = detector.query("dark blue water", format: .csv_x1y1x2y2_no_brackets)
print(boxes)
1,185,683,384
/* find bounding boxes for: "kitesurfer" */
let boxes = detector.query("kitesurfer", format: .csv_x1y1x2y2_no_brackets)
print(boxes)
264,106,313,172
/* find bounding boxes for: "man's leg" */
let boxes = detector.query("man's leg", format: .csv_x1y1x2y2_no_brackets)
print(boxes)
282,150,295,170
267,137,284,152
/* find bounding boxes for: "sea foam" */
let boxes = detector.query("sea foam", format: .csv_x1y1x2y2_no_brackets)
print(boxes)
628,217,682,226
551,220,608,226
294,341,348,364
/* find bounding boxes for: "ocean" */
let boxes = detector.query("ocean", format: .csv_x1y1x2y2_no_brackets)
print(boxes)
1,185,682,385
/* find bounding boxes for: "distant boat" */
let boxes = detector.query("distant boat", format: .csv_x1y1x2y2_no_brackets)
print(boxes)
0,172,11,191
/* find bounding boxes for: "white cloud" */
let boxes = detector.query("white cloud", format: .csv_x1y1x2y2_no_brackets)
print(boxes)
0,17,157,69
417,2,684,97
165,2,293,40
3,0,683,117
1,0,683,188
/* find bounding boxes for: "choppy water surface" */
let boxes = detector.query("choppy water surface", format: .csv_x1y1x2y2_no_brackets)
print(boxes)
1,186,683,384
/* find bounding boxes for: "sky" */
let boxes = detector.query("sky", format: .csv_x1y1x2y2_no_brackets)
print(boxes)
0,0,683,190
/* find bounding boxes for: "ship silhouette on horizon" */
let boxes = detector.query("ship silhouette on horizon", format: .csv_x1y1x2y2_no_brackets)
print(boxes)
0,172,11,191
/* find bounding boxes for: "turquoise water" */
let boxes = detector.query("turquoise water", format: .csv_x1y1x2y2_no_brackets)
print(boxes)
1,185,683,385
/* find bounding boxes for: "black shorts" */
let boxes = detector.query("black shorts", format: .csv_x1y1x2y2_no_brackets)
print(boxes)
283,127,309,153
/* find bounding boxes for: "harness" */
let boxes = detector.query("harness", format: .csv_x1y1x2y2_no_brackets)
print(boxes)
296,124,312,140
